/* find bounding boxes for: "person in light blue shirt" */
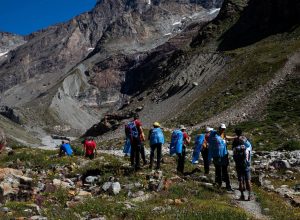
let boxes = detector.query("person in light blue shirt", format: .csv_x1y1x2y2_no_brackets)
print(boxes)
59,141,73,156
149,122,165,170
208,124,232,191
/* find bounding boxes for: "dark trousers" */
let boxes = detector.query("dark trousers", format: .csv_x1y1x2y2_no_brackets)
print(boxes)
214,156,230,188
140,144,147,165
150,143,162,169
201,148,210,174
130,141,141,170
177,146,186,174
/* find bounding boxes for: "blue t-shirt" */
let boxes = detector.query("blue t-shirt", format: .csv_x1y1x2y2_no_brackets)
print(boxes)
60,143,73,156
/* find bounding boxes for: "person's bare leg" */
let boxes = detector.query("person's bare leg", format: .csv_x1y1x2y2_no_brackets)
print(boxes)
246,180,252,200
239,180,245,200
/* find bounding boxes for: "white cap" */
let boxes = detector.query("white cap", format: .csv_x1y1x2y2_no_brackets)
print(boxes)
220,123,226,129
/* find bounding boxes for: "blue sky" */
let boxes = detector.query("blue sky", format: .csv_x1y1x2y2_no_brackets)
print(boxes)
0,0,96,35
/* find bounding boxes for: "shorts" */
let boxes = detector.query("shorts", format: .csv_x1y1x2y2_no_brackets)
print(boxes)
236,167,251,182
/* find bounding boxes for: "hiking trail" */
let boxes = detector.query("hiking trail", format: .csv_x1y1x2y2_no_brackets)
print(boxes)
229,182,269,220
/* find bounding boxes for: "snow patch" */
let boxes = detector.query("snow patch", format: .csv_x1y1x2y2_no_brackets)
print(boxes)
0,51,8,57
164,33,172,36
209,8,221,15
87,48,94,51
172,21,181,26
147,0,151,5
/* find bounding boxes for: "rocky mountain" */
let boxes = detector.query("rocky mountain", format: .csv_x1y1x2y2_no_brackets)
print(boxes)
1,0,299,150
87,0,300,148
0,0,223,143
0,32,25,57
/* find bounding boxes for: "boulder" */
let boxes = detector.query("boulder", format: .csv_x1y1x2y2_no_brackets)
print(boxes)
0,168,23,180
291,196,300,207
0,168,33,203
85,176,99,184
111,182,121,195
77,190,92,197
270,160,291,169
52,179,72,189
102,182,112,192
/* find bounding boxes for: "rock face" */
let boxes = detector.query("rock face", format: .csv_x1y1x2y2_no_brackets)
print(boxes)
218,0,300,50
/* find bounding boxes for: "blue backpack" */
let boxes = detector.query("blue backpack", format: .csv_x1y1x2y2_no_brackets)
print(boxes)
123,138,131,154
192,134,205,164
170,130,183,155
208,131,227,158
150,128,165,145
126,121,139,140
244,139,252,150
195,134,205,152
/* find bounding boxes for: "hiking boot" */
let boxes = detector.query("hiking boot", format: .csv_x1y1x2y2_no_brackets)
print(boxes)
239,194,245,201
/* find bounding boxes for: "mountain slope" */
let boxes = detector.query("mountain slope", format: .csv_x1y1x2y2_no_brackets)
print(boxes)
87,0,300,150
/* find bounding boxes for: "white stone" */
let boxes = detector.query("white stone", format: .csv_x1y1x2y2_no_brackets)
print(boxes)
112,182,121,195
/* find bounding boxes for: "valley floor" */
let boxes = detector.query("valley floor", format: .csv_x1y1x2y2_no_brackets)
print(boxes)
1,144,300,220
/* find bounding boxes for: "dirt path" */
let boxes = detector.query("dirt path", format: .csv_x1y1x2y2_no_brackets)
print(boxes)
229,182,269,220
190,51,300,130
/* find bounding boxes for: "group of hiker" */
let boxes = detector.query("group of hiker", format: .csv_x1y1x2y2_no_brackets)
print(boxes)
58,136,97,159
124,114,253,200
59,113,252,201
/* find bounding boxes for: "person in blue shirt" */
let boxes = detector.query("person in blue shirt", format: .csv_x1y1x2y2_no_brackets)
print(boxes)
59,140,73,156
208,125,232,191
148,122,165,170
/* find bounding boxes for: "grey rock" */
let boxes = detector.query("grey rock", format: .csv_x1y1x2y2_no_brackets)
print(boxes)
112,182,121,195
102,182,112,192
85,176,99,184
270,160,291,169
29,216,48,220
0,207,9,213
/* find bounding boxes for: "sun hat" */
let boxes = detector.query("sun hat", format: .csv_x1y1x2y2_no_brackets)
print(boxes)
220,123,226,129
153,122,161,127
180,125,186,130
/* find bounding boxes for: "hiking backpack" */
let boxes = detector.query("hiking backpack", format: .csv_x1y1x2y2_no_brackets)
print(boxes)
233,145,249,169
150,128,165,145
192,134,205,164
125,121,139,141
170,130,183,155
195,134,205,153
123,138,131,154
208,131,227,158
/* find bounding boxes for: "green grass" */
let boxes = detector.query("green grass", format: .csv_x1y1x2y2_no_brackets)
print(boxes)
227,73,300,151
0,148,78,170
255,186,300,220
171,30,300,127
